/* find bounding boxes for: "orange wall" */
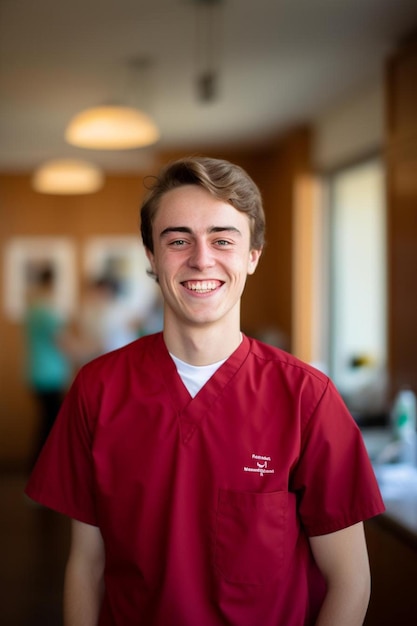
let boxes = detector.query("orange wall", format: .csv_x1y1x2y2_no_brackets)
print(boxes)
0,131,313,468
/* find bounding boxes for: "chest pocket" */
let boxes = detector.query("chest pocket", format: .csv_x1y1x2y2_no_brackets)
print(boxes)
214,489,287,585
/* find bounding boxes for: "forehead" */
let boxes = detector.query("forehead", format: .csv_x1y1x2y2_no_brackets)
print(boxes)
154,185,250,232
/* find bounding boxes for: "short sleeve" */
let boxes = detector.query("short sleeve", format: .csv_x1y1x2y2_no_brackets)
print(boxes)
291,378,385,536
25,370,98,525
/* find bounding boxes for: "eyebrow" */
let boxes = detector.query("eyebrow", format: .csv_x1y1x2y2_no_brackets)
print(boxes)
159,226,242,238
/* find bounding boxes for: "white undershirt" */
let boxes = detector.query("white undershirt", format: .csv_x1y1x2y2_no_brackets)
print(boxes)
170,353,227,397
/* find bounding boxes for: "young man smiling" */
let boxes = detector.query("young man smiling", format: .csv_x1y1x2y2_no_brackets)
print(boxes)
26,156,384,626
146,183,260,362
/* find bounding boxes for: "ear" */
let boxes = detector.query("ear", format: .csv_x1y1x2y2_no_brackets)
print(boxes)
145,247,157,276
247,248,262,275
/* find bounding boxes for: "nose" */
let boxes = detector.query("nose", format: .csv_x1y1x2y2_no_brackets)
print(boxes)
188,240,215,270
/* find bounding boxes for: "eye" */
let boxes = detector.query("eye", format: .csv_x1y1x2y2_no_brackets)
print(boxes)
169,239,187,247
215,239,232,247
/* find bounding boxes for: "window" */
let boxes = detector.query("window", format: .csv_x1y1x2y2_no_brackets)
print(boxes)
328,157,387,418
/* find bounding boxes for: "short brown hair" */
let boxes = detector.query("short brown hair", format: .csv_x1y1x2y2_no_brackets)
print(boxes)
140,156,265,253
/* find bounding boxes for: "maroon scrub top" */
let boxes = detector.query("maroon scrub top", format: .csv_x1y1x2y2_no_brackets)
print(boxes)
26,333,385,626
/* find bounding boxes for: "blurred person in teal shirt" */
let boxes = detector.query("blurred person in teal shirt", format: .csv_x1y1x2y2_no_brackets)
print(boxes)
24,265,74,469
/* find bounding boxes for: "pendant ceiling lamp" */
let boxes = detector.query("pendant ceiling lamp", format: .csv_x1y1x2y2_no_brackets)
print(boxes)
65,105,160,150
65,58,160,150
32,159,104,195
194,0,223,102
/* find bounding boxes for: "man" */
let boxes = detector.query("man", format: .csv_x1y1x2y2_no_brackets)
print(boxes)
26,156,385,626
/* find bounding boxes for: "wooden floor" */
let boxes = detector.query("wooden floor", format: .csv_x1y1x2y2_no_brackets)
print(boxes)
0,471,70,625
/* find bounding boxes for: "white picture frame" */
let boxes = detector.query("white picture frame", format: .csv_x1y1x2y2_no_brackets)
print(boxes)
3,236,77,321
82,236,158,319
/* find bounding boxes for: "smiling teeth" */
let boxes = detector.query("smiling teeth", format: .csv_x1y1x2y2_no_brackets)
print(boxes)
184,280,218,292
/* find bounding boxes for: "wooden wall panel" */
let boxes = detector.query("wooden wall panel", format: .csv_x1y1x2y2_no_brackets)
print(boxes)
385,39,417,395
386,41,417,142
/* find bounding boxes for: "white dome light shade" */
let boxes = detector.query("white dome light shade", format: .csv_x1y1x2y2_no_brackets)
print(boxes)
65,105,160,150
32,159,104,195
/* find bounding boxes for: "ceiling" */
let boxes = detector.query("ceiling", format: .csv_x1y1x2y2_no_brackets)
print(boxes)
1,0,417,173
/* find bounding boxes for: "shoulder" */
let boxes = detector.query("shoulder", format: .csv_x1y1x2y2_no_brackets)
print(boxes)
79,332,162,382
241,336,347,432
247,336,329,385
67,333,165,417
245,336,335,422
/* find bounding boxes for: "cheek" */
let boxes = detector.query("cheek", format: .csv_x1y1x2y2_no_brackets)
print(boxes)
147,248,169,275
150,251,179,282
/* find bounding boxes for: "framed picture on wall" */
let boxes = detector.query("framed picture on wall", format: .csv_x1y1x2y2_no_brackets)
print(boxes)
3,236,77,321
82,236,158,319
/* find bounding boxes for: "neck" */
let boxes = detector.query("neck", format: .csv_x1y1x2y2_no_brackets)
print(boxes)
163,318,242,366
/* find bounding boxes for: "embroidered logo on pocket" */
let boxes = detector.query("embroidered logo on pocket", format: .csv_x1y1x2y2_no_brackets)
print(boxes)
243,453,275,477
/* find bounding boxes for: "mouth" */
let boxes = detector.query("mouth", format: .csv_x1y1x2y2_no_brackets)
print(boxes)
181,279,223,294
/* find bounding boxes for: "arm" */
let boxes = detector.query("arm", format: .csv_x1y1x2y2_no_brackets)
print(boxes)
309,522,371,626
64,519,105,626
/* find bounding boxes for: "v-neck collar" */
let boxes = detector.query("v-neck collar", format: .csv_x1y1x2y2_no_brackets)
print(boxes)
149,332,251,443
